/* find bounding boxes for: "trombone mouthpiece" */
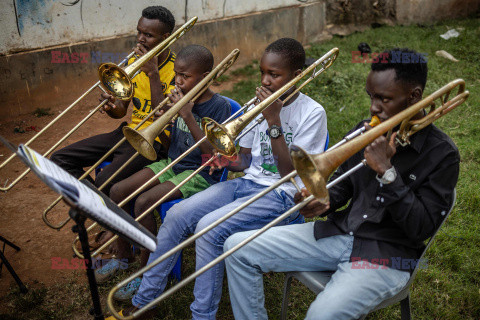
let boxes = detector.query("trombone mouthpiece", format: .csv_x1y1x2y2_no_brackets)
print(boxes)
290,145,329,204
369,115,381,127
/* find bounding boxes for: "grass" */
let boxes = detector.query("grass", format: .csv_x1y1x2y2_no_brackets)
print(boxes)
2,17,479,320
33,107,54,117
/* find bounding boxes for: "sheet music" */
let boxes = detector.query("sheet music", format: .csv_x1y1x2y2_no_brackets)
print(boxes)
15,144,157,252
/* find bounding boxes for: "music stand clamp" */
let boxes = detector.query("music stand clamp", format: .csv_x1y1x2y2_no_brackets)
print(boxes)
69,208,104,320
0,235,28,294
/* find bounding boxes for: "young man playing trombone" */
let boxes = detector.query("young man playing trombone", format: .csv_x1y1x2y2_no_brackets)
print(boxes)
117,38,328,319
224,48,460,320
51,6,176,195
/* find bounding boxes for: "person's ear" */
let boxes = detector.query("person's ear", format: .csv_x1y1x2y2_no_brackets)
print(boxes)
408,86,423,105
162,32,171,41
202,71,210,78
294,69,302,77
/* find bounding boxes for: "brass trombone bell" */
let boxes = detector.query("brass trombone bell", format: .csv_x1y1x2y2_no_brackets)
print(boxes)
123,48,241,161
98,64,134,100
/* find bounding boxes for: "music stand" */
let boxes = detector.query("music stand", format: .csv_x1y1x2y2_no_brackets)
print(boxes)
0,235,28,294
68,207,104,320
0,137,157,320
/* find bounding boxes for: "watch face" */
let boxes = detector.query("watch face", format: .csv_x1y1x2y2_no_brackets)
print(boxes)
384,171,395,183
270,127,281,137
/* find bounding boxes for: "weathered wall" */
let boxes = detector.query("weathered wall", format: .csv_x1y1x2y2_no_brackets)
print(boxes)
396,0,479,24
0,0,478,119
1,0,318,55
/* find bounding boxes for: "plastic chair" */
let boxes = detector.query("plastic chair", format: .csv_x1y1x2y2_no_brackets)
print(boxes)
280,189,456,320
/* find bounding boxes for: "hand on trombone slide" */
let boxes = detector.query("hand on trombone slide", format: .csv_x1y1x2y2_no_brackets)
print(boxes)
294,188,330,218
99,92,117,114
207,151,236,175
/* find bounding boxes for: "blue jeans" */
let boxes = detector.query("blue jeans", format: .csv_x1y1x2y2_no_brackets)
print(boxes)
132,178,298,319
225,223,410,320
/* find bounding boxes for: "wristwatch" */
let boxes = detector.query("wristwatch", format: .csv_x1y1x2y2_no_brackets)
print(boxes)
266,125,283,139
376,166,397,184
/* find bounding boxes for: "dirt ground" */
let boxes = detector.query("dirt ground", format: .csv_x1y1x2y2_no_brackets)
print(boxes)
0,81,234,306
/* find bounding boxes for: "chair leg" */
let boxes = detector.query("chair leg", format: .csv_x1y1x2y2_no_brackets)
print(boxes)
400,293,411,320
281,274,294,320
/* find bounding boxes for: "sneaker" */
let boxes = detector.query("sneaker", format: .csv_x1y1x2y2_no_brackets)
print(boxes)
94,258,122,283
113,277,142,301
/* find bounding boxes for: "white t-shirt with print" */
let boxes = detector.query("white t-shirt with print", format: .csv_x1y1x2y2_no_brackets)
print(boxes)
239,92,328,198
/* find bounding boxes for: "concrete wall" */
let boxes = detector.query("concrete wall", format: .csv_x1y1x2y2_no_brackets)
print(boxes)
1,0,478,119
1,0,317,55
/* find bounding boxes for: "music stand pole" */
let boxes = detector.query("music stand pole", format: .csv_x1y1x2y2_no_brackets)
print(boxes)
0,235,28,294
69,208,104,320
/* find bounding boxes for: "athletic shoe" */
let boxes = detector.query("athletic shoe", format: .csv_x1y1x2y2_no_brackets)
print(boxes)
94,258,122,283
113,277,142,301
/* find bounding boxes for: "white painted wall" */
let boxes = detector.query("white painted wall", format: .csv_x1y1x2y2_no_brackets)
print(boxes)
1,0,315,55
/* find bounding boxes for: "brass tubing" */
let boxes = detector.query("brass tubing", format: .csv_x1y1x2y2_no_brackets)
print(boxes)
291,79,469,203
202,48,339,156
106,157,383,319
106,170,296,319
72,49,242,257
109,80,469,319
0,52,135,192
43,98,170,229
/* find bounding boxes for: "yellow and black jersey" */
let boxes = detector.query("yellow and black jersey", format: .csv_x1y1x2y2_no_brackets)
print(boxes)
126,50,176,142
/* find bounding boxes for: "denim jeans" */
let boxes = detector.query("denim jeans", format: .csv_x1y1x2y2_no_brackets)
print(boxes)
225,222,410,320
132,178,298,319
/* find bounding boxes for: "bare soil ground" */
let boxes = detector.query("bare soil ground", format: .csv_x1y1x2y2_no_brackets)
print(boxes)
0,80,235,310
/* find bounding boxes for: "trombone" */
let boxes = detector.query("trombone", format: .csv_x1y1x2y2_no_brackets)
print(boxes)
0,17,197,193
106,79,468,319
72,48,242,258
41,17,198,229
82,48,339,260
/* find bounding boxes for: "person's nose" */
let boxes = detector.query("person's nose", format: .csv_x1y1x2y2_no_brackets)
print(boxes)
261,74,270,87
370,98,382,116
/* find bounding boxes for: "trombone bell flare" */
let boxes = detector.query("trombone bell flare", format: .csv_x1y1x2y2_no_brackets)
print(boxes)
122,126,158,161
289,145,330,204
98,63,135,101
202,118,238,156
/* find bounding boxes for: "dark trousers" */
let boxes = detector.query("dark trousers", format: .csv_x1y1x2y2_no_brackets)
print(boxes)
51,122,166,195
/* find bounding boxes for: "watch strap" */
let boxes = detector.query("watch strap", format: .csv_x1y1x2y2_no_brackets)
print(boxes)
376,166,397,185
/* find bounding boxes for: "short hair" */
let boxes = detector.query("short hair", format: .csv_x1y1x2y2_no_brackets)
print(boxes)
142,6,175,34
265,38,306,71
371,48,428,90
176,45,214,73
